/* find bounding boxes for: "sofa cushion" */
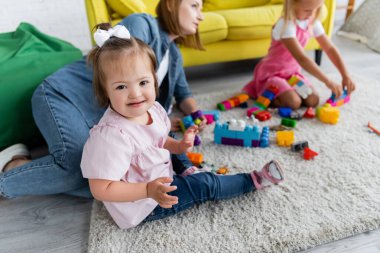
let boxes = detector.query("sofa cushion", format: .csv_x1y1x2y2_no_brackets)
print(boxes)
203,0,270,11
216,5,283,40
199,12,228,44
107,0,158,17
217,4,328,41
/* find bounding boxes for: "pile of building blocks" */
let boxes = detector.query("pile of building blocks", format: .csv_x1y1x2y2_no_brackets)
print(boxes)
316,104,340,124
326,89,350,107
287,75,312,99
214,119,270,147
246,85,279,121
217,94,249,111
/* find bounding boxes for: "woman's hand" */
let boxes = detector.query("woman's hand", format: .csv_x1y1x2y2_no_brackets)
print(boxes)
325,79,343,98
170,117,182,132
179,125,199,153
147,177,178,208
342,75,356,95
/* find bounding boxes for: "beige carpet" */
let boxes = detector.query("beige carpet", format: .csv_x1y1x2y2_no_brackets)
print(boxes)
87,74,380,253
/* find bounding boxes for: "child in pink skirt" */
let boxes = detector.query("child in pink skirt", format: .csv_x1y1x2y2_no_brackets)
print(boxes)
243,0,356,109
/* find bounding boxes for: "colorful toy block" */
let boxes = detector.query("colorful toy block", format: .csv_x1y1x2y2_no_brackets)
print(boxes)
186,152,203,166
303,147,318,160
279,107,292,118
288,75,312,99
326,89,350,107
276,130,294,147
303,107,315,118
202,110,220,124
368,122,380,136
316,104,340,124
216,167,229,175
291,141,309,152
281,118,297,128
214,120,270,148
246,85,279,121
217,94,249,111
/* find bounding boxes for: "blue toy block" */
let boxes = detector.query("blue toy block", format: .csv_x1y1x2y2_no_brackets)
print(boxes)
259,126,270,147
262,90,275,101
278,107,292,118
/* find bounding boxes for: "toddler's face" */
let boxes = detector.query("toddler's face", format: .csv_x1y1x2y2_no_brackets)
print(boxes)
294,0,323,20
103,52,156,123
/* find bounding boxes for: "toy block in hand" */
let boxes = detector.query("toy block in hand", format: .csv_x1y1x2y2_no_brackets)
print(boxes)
326,89,350,107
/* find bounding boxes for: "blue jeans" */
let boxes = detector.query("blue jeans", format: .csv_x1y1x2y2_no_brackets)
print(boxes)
143,172,255,223
0,59,193,199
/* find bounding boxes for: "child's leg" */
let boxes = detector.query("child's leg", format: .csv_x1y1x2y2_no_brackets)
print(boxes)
143,161,284,223
265,76,302,109
272,90,302,109
302,86,319,108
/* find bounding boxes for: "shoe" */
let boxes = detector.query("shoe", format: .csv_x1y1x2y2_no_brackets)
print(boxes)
0,144,30,172
251,160,285,190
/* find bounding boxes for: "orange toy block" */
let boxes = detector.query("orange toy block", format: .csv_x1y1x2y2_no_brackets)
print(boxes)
186,152,203,166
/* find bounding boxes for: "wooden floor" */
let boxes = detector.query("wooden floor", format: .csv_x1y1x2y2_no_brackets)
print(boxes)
1,8,380,253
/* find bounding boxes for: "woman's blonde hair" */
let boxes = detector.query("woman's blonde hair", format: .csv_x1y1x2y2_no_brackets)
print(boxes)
282,0,322,35
87,23,159,107
156,0,204,50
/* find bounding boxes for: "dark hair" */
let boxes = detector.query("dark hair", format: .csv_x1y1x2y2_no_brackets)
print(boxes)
156,0,204,50
87,23,159,107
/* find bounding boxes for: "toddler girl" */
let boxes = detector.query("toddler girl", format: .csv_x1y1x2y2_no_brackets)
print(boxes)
81,24,285,229
243,0,356,109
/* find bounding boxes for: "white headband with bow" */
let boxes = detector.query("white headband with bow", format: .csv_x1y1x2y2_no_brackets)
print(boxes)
93,25,131,47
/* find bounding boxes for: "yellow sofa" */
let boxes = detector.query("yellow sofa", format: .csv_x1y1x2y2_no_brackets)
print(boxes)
85,0,335,67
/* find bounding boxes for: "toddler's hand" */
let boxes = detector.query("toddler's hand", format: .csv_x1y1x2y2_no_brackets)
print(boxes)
179,125,199,153
170,117,182,132
325,79,343,98
342,75,356,95
197,115,207,132
147,177,178,209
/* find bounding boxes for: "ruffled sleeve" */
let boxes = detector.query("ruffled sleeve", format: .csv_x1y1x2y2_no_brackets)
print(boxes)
81,124,134,181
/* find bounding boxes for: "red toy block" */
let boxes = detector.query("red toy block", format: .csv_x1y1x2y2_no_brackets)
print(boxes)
303,147,318,160
303,107,315,118
255,111,271,121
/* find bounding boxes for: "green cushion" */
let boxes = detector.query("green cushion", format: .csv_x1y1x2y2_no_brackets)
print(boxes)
0,23,82,150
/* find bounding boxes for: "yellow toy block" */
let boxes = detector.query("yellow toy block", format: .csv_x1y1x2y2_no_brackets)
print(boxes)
288,75,300,86
316,104,340,124
276,131,294,146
